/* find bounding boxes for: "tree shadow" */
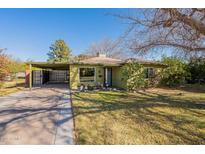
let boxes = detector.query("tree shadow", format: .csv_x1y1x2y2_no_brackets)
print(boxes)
0,88,73,144
72,90,205,144
158,84,205,94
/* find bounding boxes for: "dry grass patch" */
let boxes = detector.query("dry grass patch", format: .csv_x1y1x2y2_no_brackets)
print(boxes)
0,79,25,96
72,86,205,144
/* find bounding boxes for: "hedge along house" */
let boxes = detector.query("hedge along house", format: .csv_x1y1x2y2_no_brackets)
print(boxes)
26,53,166,90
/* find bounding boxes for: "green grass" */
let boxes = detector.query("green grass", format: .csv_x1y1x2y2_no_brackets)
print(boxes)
0,79,25,96
72,86,205,144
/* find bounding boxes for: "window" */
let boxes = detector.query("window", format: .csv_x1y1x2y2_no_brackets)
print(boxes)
79,68,95,82
145,68,149,78
148,68,155,78
145,68,155,78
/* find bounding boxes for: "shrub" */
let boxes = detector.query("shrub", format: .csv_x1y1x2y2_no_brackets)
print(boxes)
187,57,205,84
147,71,161,87
0,51,25,88
0,52,10,88
122,62,148,91
160,57,190,86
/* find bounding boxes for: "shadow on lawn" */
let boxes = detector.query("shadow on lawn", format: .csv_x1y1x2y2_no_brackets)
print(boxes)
72,90,205,144
159,84,205,93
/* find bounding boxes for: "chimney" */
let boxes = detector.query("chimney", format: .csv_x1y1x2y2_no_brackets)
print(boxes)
97,52,106,58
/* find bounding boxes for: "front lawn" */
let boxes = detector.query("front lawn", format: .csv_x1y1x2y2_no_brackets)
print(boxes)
72,86,205,144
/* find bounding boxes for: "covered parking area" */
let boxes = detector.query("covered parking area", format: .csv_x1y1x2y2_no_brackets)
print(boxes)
26,62,70,89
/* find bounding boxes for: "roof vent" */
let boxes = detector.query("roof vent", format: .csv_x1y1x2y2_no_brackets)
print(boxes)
97,52,106,58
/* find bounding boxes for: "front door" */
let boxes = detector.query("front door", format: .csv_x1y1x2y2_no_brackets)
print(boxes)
104,68,112,87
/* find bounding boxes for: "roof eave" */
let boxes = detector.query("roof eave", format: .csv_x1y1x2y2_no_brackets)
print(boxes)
72,62,122,66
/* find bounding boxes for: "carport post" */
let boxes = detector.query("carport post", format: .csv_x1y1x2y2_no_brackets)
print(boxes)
29,64,32,90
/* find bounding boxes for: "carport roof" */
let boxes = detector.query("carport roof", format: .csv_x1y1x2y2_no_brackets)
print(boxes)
30,62,70,70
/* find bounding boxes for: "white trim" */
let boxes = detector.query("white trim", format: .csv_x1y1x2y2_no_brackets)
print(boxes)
105,68,108,85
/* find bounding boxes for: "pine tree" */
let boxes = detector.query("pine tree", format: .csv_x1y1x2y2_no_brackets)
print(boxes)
47,39,72,62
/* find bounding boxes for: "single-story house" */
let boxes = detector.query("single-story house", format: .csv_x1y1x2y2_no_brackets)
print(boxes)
26,53,166,90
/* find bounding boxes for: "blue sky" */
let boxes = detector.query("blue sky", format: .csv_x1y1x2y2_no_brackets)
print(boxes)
0,8,131,61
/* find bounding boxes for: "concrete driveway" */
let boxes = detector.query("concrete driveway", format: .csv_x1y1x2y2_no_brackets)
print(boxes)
0,84,74,144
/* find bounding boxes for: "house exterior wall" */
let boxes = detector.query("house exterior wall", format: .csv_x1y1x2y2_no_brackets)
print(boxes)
69,65,80,89
96,66,104,84
69,64,105,89
69,64,165,90
111,65,164,90
112,66,127,89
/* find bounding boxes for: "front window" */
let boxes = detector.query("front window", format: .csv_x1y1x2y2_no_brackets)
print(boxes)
79,68,95,82
145,68,155,78
148,68,155,78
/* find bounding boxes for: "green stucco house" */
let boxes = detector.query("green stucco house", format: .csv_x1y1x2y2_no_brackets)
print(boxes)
26,53,166,90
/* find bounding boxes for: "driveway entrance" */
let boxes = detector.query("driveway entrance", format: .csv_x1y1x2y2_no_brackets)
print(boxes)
0,84,74,144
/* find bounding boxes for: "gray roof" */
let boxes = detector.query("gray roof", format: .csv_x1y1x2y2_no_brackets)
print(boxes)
29,56,166,68
76,57,166,67
76,56,123,66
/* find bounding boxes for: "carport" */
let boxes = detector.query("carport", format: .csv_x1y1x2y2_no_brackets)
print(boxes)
27,62,70,89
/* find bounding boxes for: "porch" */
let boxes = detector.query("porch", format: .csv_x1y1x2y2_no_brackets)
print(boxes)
69,65,126,90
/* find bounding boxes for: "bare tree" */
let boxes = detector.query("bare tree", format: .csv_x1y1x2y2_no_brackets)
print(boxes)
0,48,7,53
86,38,129,59
114,9,205,57
72,54,92,62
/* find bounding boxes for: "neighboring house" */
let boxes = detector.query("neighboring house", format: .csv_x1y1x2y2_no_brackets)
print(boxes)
4,72,25,81
16,72,26,78
26,53,166,90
